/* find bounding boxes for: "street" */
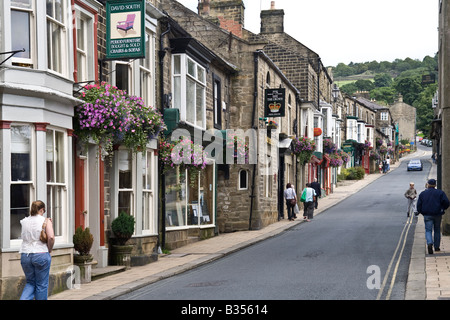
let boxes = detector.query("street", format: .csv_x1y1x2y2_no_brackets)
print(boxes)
116,150,432,300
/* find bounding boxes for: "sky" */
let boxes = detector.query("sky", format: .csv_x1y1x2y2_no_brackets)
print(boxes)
176,0,439,67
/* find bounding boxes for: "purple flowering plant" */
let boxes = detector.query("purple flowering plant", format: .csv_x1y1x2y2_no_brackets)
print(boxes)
292,137,316,164
75,82,165,156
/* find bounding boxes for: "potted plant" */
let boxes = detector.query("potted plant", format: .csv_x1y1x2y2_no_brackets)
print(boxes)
73,226,94,283
111,211,135,269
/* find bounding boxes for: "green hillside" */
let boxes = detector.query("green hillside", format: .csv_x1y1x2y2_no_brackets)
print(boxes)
330,56,438,136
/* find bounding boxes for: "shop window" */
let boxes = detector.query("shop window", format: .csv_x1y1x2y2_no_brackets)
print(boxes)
165,165,215,228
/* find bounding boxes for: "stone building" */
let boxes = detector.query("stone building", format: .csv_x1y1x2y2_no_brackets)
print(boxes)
159,0,303,232
390,95,417,146
436,0,450,234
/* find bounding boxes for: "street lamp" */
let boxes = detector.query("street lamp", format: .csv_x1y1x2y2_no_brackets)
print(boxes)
332,84,340,102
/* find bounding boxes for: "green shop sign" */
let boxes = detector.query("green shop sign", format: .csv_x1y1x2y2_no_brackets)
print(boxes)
106,0,145,60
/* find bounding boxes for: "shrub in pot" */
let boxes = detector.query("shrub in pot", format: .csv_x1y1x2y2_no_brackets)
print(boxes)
111,212,135,269
72,226,94,283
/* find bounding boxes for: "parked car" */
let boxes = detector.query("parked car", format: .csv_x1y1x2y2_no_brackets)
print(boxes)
407,159,423,171
427,140,433,147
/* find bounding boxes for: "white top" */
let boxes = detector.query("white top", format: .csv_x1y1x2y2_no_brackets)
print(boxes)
284,188,296,200
19,215,49,253
303,187,317,202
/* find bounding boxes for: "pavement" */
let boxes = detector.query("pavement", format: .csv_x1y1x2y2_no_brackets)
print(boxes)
49,149,449,300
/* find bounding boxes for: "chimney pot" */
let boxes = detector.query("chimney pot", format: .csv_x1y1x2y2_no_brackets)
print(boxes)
271,1,275,9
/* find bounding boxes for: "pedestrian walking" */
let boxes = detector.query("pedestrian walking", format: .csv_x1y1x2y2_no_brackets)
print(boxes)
310,178,321,209
19,200,55,300
404,182,417,217
284,183,297,221
417,179,450,254
301,183,316,222
385,156,391,172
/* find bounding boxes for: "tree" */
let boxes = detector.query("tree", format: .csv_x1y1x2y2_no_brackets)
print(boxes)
373,73,393,88
370,87,398,105
393,77,422,105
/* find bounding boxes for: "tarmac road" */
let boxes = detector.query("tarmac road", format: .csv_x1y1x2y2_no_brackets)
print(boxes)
116,153,431,300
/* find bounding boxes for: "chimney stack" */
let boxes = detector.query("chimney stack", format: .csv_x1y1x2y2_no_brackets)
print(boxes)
197,0,245,38
260,2,284,34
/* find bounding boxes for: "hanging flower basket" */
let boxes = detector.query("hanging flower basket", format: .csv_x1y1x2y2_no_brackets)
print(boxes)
292,137,316,165
329,152,343,167
74,82,165,157
323,138,337,154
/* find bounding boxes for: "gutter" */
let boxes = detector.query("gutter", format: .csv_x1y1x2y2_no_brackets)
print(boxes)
248,51,260,230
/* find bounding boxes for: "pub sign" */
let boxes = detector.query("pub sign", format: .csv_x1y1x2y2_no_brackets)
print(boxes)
264,88,285,117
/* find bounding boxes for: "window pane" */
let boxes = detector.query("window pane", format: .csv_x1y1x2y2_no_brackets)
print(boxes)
173,55,181,74
10,184,31,239
240,170,247,189
142,191,152,230
11,10,31,59
186,78,196,125
143,151,152,190
173,76,181,110
118,191,133,215
187,58,195,78
47,185,63,236
116,63,129,92
47,21,62,73
46,0,52,17
11,0,32,9
76,17,85,51
200,168,213,225
188,170,199,226
11,126,31,181
196,84,204,128
165,168,186,227
197,65,205,83
55,0,63,22
55,131,65,183
119,150,132,189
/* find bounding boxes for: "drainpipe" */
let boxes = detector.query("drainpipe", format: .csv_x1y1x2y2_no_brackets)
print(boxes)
159,22,171,250
248,51,260,230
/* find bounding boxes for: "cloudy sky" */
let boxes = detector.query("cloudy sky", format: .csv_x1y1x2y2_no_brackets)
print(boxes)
176,0,439,67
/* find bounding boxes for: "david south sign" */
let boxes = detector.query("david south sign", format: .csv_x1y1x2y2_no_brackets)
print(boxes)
106,0,145,60
264,88,285,117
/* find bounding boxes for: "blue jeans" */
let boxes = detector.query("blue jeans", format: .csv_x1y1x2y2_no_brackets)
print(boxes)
20,252,51,300
424,215,443,248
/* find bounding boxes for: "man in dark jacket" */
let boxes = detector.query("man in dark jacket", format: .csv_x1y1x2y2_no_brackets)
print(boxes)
310,178,321,209
417,179,450,254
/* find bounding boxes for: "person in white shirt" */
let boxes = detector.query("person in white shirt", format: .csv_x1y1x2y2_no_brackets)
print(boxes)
19,200,55,300
302,183,317,222
284,183,297,221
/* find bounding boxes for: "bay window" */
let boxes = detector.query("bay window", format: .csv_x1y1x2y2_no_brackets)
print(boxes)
140,31,155,107
172,54,206,130
75,6,96,83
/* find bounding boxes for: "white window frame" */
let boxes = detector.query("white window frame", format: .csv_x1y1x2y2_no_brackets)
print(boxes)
238,169,248,190
75,5,96,83
113,60,133,93
139,30,155,107
10,0,36,68
46,0,68,76
172,54,207,130
9,124,36,245
141,149,157,235
45,127,69,242
118,148,135,223
380,111,389,121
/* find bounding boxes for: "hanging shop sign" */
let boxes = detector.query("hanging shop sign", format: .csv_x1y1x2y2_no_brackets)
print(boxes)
314,128,322,137
264,88,285,117
106,0,146,60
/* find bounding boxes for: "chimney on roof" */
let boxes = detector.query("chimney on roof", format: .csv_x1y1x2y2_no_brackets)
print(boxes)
198,0,245,38
260,1,285,34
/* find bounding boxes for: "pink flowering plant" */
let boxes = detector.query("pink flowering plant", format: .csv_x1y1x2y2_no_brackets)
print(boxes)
75,82,165,156
323,138,337,154
293,137,316,165
329,152,343,167
159,137,207,186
